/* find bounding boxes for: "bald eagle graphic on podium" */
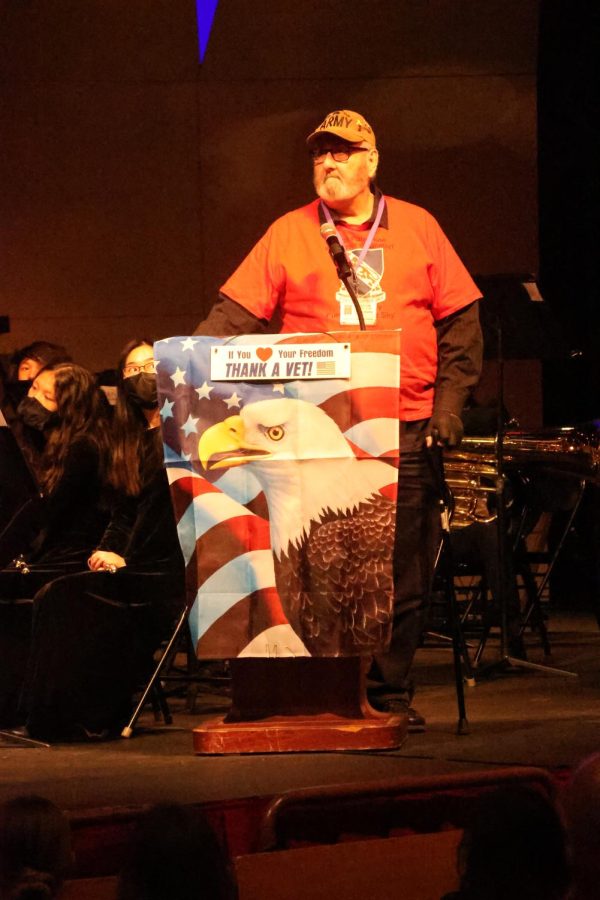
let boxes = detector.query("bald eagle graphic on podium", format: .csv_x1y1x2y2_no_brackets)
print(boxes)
199,398,396,656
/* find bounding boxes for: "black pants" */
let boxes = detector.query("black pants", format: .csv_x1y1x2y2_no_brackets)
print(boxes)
0,563,82,727
21,569,181,741
370,420,442,705
0,565,182,739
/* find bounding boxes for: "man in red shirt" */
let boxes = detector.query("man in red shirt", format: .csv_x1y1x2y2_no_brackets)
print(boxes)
196,109,483,729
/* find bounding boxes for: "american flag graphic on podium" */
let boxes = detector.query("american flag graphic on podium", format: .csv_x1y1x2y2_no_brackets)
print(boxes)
154,331,401,659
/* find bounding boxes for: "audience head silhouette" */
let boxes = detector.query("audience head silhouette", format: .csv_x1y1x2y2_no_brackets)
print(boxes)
117,803,234,900
452,784,568,900
561,752,600,899
0,795,72,900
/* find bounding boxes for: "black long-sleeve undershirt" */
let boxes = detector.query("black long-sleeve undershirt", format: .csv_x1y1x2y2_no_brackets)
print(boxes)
194,295,483,419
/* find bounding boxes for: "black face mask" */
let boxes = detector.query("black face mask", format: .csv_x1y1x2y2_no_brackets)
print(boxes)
122,372,158,410
17,396,58,431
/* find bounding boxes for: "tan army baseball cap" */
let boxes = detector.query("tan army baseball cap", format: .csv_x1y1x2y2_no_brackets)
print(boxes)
306,109,376,148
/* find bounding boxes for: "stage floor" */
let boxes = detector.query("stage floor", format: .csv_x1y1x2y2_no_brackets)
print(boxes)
1,612,599,813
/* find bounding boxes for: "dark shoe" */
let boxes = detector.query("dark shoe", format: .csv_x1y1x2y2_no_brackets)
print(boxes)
508,636,528,661
69,723,112,743
372,699,426,733
0,725,51,746
4,725,29,738
406,706,426,732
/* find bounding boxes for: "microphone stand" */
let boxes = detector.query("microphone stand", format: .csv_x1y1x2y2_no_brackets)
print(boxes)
328,246,366,332
342,271,366,332
323,231,366,331
426,445,472,735
474,304,576,680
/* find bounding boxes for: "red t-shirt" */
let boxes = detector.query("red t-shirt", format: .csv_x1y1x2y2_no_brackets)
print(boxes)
220,195,481,419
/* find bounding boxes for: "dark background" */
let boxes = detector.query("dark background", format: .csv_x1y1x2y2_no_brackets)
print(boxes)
538,2,599,425
0,0,597,426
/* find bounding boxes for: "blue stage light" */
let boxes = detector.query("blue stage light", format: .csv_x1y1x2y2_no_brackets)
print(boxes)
196,0,219,62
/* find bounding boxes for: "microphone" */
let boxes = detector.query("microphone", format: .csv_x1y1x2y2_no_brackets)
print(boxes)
320,223,353,280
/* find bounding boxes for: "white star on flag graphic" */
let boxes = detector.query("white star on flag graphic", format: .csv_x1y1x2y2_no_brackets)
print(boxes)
182,414,200,437
196,381,212,400
171,367,187,387
160,399,174,420
181,337,198,352
224,392,241,409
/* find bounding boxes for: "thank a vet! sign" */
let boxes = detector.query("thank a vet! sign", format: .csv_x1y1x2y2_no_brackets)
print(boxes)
211,343,351,381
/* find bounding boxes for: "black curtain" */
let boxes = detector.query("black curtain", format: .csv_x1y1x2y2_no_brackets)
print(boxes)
538,2,599,424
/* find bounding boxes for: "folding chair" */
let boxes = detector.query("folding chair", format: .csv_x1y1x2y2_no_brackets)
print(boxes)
121,604,231,738
121,605,192,738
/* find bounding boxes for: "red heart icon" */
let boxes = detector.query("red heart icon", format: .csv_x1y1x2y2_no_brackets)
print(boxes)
256,347,273,362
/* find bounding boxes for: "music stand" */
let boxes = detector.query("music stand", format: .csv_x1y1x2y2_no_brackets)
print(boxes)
473,274,577,680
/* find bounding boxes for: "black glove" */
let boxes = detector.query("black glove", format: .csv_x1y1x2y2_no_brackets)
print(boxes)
425,409,464,448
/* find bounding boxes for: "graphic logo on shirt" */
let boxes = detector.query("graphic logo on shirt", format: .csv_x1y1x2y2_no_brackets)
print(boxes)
337,247,386,326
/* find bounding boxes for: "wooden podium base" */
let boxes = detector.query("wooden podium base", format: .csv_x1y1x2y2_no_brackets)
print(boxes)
193,712,407,754
193,657,408,754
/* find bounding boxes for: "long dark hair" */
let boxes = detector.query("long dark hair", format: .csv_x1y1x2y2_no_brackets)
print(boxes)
38,363,111,495
0,795,72,899
109,339,162,496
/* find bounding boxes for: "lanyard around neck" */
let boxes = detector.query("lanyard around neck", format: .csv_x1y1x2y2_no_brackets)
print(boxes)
320,194,385,272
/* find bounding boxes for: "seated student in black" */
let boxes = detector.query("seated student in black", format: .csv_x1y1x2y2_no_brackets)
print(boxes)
0,342,72,536
0,362,111,726
0,362,111,574
0,341,71,430
19,339,185,742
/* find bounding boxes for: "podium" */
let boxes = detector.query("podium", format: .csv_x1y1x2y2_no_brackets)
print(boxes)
154,331,407,753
